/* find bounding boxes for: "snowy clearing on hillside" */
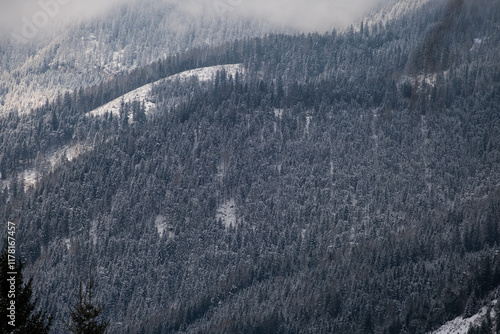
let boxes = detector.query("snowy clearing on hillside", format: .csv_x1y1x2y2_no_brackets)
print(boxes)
87,64,244,118
430,303,496,334
22,143,91,190
87,83,157,119
172,65,243,82
216,199,237,229
47,143,91,169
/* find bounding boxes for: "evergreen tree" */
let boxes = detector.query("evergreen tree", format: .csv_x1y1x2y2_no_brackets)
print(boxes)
67,268,109,334
132,101,147,125
0,243,52,334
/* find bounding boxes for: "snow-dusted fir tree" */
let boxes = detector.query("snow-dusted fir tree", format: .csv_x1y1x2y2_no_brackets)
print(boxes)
67,268,109,334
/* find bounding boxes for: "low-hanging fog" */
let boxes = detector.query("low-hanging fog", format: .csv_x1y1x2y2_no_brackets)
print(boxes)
0,0,390,42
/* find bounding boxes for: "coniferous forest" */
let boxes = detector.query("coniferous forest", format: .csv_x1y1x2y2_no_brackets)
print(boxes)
1,0,500,333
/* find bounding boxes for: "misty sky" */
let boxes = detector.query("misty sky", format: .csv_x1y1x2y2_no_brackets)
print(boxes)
228,0,386,31
0,0,387,40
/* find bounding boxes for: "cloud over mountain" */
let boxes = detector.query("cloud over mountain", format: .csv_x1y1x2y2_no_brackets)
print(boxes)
0,0,387,41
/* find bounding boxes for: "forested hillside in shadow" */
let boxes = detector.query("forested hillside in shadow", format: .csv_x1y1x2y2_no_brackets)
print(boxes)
1,0,500,332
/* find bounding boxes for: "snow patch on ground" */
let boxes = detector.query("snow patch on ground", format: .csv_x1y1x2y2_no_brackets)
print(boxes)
87,64,244,118
401,73,439,89
22,170,38,190
471,38,483,51
155,215,168,238
305,115,312,134
47,143,91,169
301,228,307,239
155,215,175,239
22,143,92,190
430,303,496,334
274,108,284,120
216,199,237,229
64,238,71,251
90,221,98,246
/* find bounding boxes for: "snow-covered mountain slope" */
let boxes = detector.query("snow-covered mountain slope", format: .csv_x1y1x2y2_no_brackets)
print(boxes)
0,0,286,115
5,63,244,197
87,64,244,118
365,0,443,27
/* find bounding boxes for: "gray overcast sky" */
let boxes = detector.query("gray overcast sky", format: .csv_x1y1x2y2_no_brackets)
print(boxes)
0,0,124,39
227,0,386,31
0,0,387,40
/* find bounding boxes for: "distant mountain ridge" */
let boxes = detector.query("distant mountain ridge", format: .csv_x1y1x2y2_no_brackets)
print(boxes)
0,0,289,114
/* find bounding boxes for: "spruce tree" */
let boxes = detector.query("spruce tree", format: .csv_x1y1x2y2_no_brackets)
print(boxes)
68,268,109,334
0,243,52,333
